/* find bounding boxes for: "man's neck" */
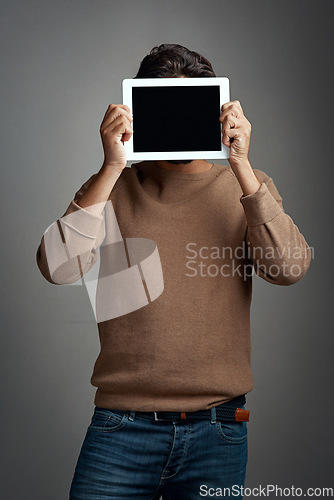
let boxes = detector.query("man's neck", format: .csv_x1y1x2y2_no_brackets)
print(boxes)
154,160,214,174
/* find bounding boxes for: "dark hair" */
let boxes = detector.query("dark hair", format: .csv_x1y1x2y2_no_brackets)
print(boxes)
134,43,216,78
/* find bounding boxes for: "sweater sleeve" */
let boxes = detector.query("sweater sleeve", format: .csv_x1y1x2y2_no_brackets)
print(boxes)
36,174,106,285
239,171,312,285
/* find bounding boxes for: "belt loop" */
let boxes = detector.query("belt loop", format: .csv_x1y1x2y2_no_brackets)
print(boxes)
210,406,217,425
128,411,135,422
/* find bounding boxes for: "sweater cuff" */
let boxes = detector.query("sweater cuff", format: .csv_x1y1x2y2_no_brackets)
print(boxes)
240,182,283,226
60,199,105,238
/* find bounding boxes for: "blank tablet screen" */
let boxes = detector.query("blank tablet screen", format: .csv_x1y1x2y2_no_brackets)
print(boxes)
132,85,221,153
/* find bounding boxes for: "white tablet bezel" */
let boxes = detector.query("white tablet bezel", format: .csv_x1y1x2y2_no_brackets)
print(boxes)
122,77,230,161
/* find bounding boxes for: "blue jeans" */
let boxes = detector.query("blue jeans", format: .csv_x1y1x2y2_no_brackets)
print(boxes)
69,405,248,499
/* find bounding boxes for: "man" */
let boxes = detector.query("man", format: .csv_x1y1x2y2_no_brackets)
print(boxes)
36,44,312,499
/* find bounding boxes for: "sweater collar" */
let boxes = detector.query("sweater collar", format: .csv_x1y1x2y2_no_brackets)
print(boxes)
134,161,219,182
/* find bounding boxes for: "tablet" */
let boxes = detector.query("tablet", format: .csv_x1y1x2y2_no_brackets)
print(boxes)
122,77,230,161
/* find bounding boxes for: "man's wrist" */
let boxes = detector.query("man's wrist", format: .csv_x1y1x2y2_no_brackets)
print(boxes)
101,160,126,175
229,158,252,171
230,159,261,196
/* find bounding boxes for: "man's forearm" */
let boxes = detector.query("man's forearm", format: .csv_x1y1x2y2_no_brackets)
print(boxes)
230,160,262,197
76,161,126,217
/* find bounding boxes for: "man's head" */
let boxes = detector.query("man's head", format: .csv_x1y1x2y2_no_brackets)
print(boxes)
134,44,216,165
134,43,216,79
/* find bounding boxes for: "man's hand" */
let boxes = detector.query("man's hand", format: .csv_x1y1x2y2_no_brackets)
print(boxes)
100,104,133,169
219,100,261,196
219,100,251,168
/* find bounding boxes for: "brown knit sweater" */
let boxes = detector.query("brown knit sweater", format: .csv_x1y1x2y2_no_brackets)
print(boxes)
36,161,312,411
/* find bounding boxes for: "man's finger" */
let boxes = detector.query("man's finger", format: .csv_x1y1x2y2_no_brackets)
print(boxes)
101,104,132,126
221,100,243,112
220,115,239,130
102,107,132,131
220,109,242,125
104,115,132,135
222,126,240,147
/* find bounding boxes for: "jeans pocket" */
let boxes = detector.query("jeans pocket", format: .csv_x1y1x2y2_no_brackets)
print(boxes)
216,418,248,444
88,407,128,433
216,419,248,444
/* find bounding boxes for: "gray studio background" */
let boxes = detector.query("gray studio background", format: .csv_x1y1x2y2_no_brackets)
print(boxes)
1,0,333,498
